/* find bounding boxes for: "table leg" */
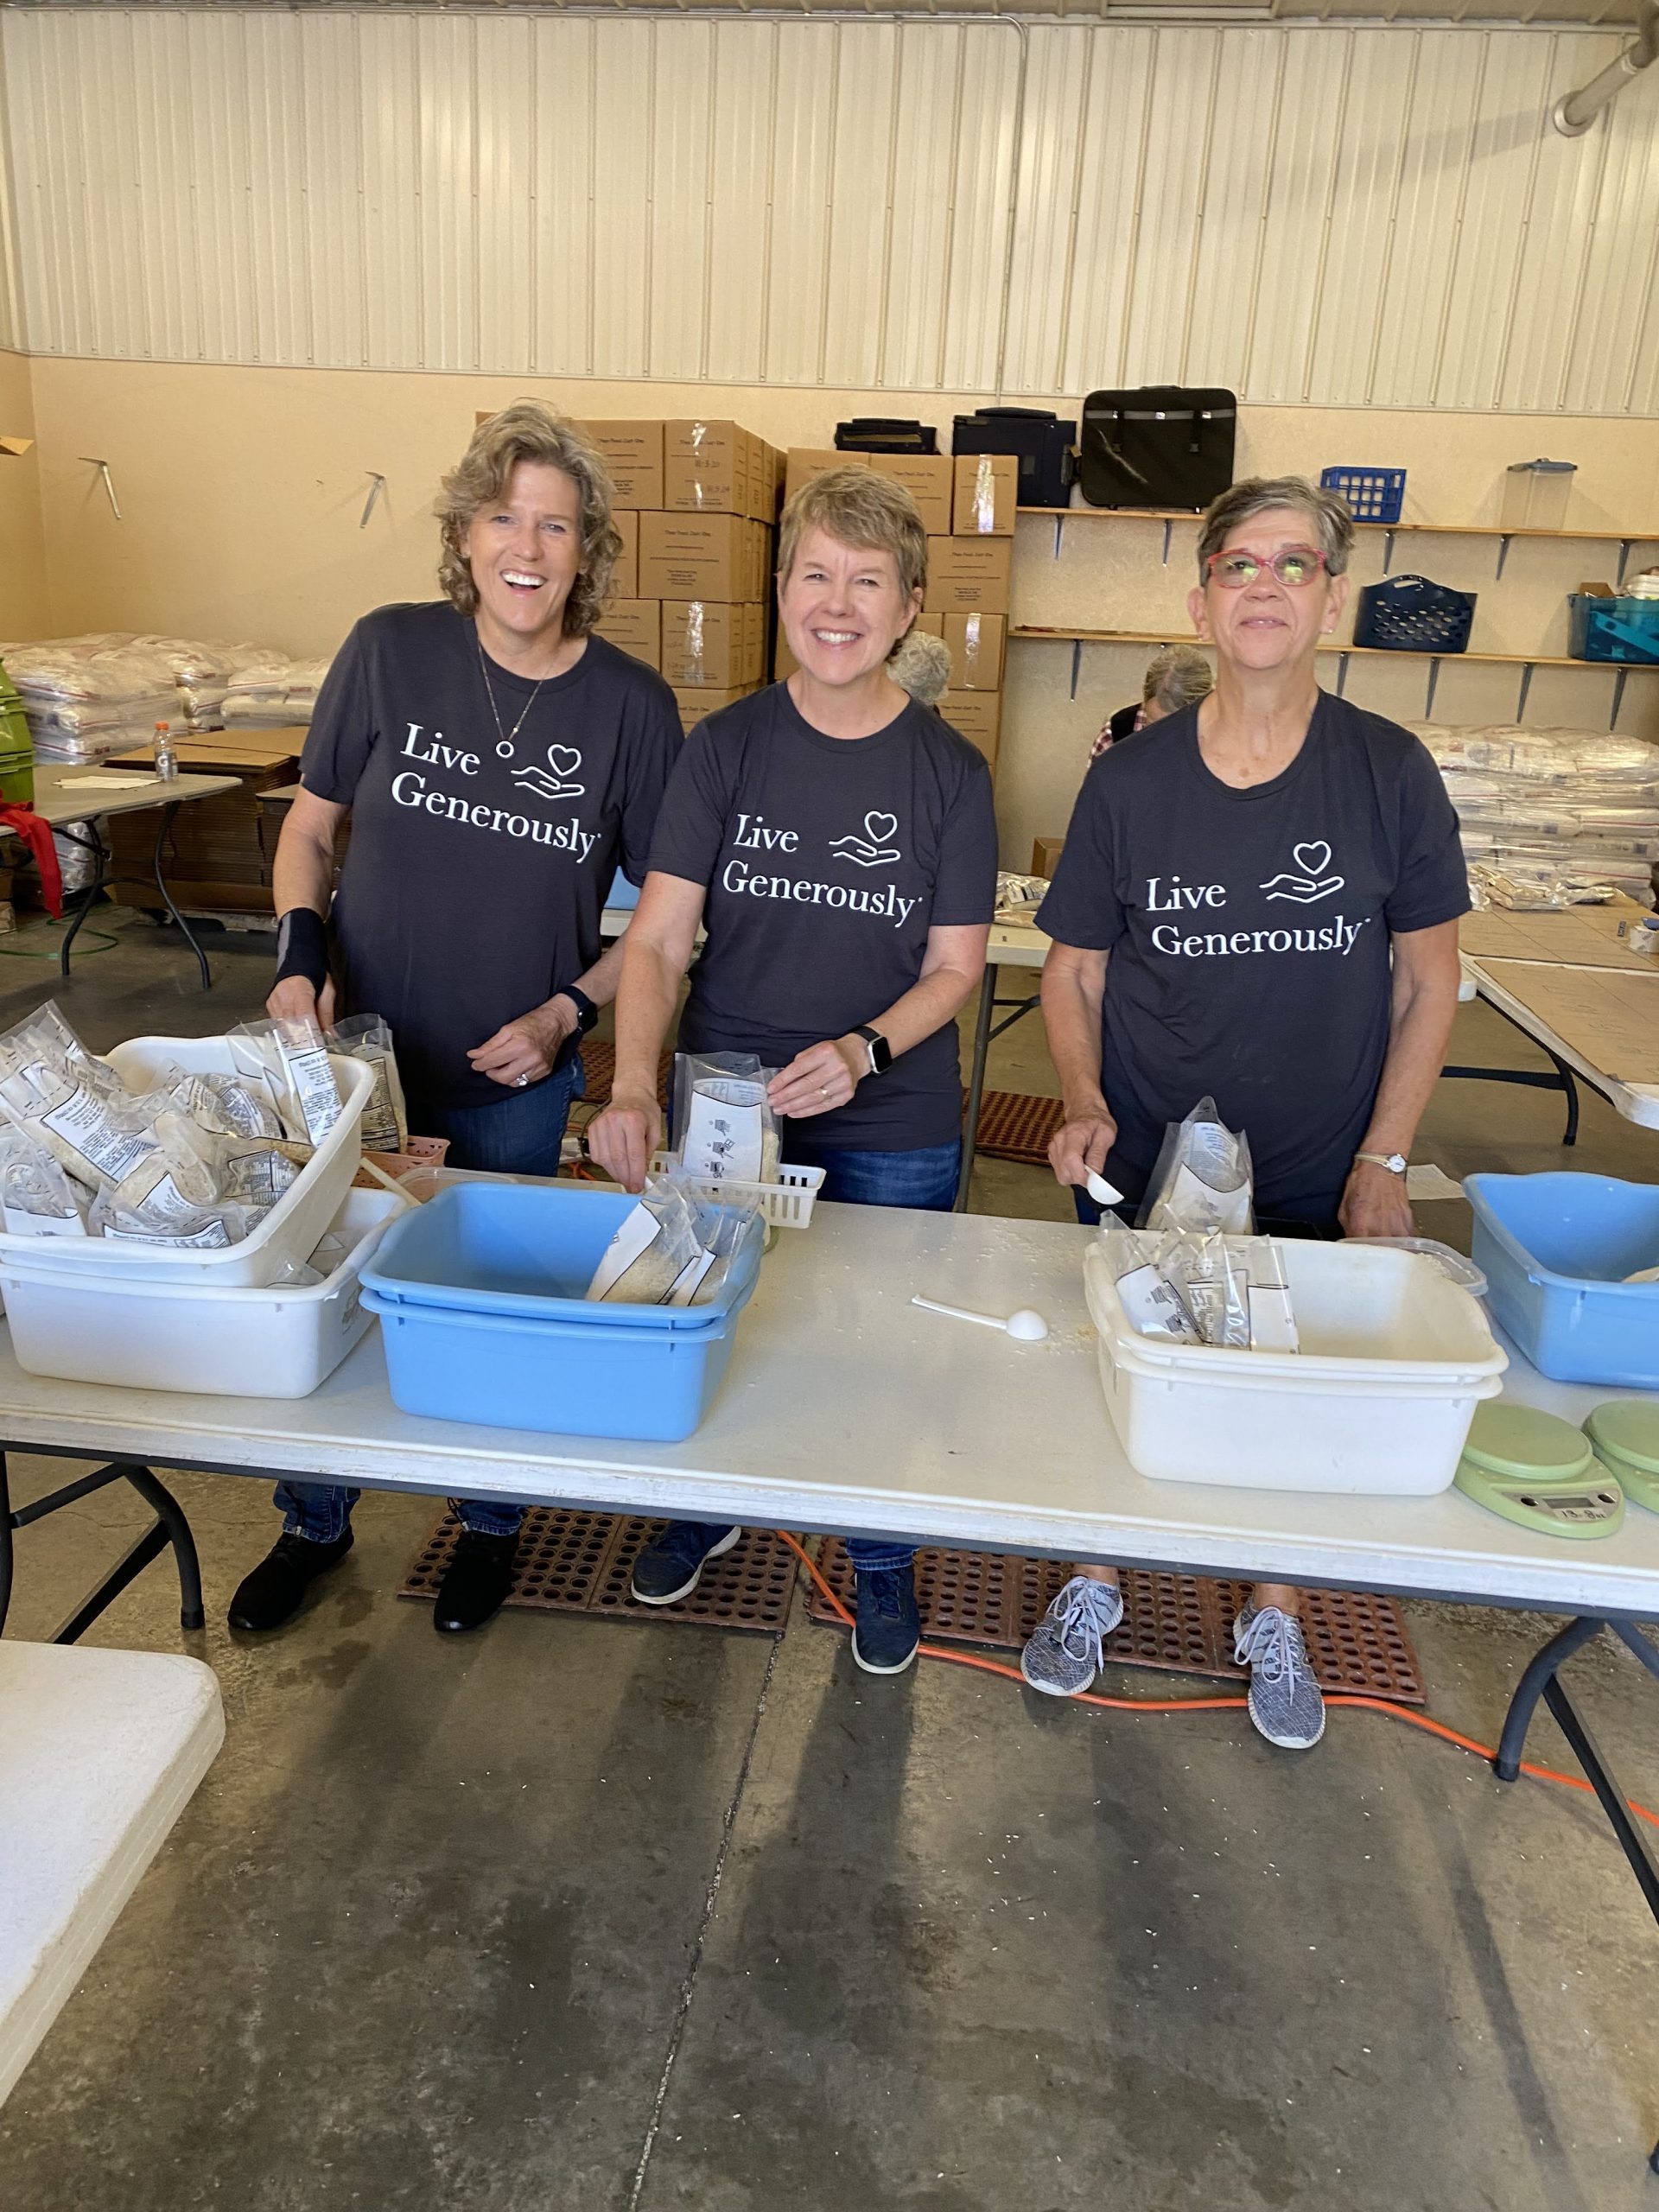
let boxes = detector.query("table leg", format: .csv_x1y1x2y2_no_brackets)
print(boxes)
151,802,213,991
956,963,999,1212
56,820,108,978
1,1447,205,1642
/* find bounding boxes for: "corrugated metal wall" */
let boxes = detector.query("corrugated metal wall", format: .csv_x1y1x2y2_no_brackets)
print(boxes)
1,8,1655,411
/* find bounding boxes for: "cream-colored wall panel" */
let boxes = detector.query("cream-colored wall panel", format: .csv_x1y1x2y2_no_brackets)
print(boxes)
995,635,1131,870
2,13,1654,415
0,349,48,639
705,22,775,388
531,18,596,379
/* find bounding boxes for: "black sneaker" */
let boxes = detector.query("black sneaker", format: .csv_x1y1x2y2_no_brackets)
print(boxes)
852,1565,921,1675
433,1529,520,1634
227,1529,354,1632
630,1521,741,1605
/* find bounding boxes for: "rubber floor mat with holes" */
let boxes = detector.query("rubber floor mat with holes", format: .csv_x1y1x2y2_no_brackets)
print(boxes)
400,1508,796,1635
805,1542,1425,1701
975,1091,1065,1167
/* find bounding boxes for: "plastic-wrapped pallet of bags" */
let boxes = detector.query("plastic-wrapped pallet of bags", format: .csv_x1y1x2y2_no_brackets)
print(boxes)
283,657,334,722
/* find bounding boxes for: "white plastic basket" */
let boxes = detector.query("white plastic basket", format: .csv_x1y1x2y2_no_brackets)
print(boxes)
0,1187,408,1397
1084,1238,1508,1495
648,1151,825,1229
0,1036,374,1288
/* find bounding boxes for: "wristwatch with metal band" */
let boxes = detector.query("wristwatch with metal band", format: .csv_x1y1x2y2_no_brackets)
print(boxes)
853,1025,893,1076
1355,1150,1408,1175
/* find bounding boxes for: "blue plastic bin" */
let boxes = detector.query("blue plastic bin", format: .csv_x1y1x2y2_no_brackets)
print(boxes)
360,1183,764,1440
1319,467,1406,525
1567,594,1659,667
1465,1173,1659,1388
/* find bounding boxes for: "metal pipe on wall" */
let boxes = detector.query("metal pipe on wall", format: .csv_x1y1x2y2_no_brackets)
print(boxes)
1552,0,1658,134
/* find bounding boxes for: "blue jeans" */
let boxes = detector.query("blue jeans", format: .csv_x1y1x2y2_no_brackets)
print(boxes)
276,1055,587,1544
670,1138,962,1575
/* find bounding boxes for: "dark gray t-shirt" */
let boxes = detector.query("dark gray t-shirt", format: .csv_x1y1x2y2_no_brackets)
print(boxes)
302,601,680,1107
1037,693,1469,1219
649,683,999,1154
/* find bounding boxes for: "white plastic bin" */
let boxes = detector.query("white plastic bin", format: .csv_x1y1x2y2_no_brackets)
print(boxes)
1084,1239,1507,1495
0,1036,373,1288
0,1188,407,1396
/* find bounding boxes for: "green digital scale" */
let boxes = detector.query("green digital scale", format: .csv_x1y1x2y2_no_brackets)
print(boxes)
1453,1402,1625,1539
1582,1401,1659,1517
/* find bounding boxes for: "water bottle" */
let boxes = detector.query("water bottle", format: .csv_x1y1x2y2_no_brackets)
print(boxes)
154,720,177,780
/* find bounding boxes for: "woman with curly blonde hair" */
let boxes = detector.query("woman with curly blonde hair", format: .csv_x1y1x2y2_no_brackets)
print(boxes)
238,401,682,1639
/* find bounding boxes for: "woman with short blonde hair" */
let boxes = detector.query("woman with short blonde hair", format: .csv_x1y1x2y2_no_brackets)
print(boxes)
588,466,999,1675
232,400,682,1642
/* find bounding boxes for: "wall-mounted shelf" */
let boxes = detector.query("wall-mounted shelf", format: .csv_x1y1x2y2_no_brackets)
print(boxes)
1010,626,1658,729
1020,508,1659,583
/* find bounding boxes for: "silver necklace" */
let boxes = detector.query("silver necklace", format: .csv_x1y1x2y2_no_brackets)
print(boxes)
475,629,550,753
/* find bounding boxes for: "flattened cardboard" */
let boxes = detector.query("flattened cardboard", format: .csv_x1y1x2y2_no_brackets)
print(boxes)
1479,959,1659,1084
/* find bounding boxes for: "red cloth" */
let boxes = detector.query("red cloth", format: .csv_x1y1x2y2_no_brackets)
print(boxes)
0,804,64,918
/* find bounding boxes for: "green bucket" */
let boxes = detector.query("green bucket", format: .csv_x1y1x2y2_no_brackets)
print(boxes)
0,663,35,807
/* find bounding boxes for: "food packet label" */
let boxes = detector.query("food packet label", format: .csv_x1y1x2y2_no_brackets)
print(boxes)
356,1062,401,1152
104,1217,232,1249
3,1202,87,1237
1157,1162,1253,1236
279,1037,340,1146
37,1080,161,1185
1115,1262,1203,1343
683,1081,766,1183
587,1204,663,1301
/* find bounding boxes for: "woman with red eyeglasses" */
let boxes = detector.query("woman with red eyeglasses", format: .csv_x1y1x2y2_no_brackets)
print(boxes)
1020,477,1467,1750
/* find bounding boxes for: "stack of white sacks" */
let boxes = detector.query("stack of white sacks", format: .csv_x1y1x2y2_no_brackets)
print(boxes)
0,633,335,756
1412,722,1659,906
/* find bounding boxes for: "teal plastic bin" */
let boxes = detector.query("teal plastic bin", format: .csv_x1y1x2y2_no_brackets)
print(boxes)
360,1182,764,1440
1567,594,1659,666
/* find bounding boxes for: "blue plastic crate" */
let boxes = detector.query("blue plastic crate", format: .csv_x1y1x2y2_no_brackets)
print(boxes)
1465,1173,1659,1388
360,1182,765,1440
1320,467,1406,526
1567,594,1659,667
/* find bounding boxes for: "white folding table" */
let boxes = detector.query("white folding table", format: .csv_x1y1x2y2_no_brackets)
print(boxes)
1,1203,1656,2152
0,1640,223,2105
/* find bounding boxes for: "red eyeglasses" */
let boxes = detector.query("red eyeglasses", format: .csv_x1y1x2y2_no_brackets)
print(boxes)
1205,545,1328,588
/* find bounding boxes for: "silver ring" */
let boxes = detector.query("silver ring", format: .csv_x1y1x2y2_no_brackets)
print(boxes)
514,1073,531,1089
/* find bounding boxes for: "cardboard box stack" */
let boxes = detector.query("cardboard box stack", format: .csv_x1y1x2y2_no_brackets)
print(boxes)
774,445,1014,767
581,417,783,734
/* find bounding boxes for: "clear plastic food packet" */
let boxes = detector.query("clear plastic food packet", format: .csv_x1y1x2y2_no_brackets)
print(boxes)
1104,1224,1204,1344
0,1039,168,1195
327,1014,407,1153
230,1016,342,1145
1140,1095,1255,1236
672,1052,781,1185
0,1125,89,1236
1156,1230,1252,1349
588,1175,708,1305
686,1188,764,1306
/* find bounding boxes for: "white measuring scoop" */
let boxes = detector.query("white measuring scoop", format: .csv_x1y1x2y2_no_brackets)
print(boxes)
911,1296,1049,1343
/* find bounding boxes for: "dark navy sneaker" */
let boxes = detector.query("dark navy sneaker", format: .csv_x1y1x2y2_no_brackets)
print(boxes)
630,1521,741,1605
852,1565,921,1675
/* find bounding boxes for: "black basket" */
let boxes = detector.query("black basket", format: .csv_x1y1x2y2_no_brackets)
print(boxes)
1353,575,1476,654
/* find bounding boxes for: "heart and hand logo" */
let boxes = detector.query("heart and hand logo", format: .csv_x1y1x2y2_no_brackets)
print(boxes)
1260,838,1344,904
512,742,587,806
828,810,903,868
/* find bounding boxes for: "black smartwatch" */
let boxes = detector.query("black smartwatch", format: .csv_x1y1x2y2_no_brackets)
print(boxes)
853,1025,893,1076
555,983,600,1036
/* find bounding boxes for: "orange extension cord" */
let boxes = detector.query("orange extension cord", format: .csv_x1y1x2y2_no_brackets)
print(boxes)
774,1530,1659,1834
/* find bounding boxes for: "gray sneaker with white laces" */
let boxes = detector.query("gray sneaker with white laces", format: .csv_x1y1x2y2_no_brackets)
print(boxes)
1020,1575,1126,1697
1233,1605,1326,1750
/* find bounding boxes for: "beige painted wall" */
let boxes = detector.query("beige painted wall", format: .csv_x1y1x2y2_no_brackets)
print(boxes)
22,355,1659,860
0,351,48,643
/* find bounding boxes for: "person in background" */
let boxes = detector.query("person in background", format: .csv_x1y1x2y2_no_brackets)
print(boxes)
588,469,997,1677
233,402,681,1640
1023,476,1467,1750
1090,645,1214,758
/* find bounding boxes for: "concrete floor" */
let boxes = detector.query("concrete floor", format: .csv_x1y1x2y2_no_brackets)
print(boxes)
3,910,1659,2210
